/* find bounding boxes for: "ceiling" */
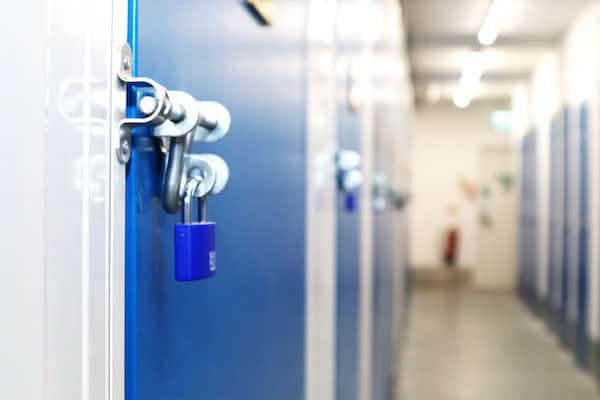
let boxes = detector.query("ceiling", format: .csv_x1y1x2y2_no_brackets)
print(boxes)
401,0,595,104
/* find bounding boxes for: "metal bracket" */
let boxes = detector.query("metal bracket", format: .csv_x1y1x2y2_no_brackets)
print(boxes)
117,44,166,163
336,150,363,193
372,173,410,212
372,173,389,213
116,43,231,213
116,44,198,164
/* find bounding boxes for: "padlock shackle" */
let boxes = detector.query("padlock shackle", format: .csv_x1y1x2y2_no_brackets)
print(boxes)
199,196,207,223
163,136,188,214
182,177,202,224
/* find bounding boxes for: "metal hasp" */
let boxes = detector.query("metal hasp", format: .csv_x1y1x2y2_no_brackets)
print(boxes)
116,43,231,214
390,190,411,210
336,149,363,212
372,173,410,212
372,173,389,213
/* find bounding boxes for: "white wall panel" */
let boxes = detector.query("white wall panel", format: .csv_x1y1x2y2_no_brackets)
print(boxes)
0,0,126,398
305,2,338,400
0,1,46,398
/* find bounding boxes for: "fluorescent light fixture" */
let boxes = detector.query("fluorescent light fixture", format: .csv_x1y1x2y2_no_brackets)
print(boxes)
453,90,472,109
478,0,512,46
453,51,485,109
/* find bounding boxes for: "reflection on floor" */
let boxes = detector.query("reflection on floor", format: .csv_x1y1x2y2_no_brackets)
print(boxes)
397,289,599,400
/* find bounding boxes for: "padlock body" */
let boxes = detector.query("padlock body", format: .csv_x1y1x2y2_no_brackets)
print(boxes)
174,222,216,281
345,192,357,212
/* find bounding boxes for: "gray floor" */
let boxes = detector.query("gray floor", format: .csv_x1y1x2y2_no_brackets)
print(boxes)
397,289,600,400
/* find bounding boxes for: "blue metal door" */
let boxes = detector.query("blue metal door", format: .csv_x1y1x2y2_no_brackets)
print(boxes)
561,107,570,343
371,105,400,400
372,209,393,400
548,114,562,333
519,131,537,306
335,81,360,400
530,131,538,306
576,103,589,366
548,117,557,326
126,2,309,399
519,137,526,299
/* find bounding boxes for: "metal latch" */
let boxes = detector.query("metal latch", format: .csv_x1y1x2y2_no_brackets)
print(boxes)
116,43,231,214
336,150,363,212
372,173,410,212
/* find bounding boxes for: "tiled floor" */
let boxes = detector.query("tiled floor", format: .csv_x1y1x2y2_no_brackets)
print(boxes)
397,290,600,400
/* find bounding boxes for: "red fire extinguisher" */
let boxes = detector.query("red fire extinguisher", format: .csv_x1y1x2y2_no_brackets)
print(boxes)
444,228,459,268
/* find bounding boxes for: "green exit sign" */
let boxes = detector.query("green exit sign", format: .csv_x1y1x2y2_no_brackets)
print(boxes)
490,110,512,133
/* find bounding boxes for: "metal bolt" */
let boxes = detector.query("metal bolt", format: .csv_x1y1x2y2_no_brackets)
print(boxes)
117,137,131,164
139,96,158,115
122,56,131,71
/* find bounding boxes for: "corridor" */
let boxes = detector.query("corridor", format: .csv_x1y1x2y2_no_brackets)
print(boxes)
8,0,600,399
398,290,599,400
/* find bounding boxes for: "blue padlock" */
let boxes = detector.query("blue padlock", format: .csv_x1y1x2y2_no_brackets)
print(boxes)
345,192,357,212
174,180,216,281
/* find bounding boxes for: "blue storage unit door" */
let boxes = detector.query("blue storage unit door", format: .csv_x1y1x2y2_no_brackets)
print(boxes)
548,114,564,333
125,2,309,399
371,104,399,400
561,107,570,343
335,77,361,400
576,103,589,366
518,135,526,299
532,131,539,305
372,200,394,400
529,131,538,306
519,131,536,305
548,117,557,323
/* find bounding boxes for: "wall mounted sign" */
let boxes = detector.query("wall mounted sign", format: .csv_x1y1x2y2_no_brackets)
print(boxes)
245,0,274,25
457,176,478,201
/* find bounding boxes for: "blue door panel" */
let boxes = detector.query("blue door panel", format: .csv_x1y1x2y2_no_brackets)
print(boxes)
335,96,361,400
532,132,538,305
519,136,525,299
371,106,399,400
561,107,570,342
548,118,556,317
519,137,526,299
576,103,589,365
520,131,537,305
372,212,393,400
127,2,308,399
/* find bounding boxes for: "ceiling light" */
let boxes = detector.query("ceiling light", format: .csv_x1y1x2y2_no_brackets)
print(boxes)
453,89,472,109
478,0,512,46
453,51,485,109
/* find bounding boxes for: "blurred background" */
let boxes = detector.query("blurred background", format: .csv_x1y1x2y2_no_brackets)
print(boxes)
4,0,600,399
404,0,600,399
